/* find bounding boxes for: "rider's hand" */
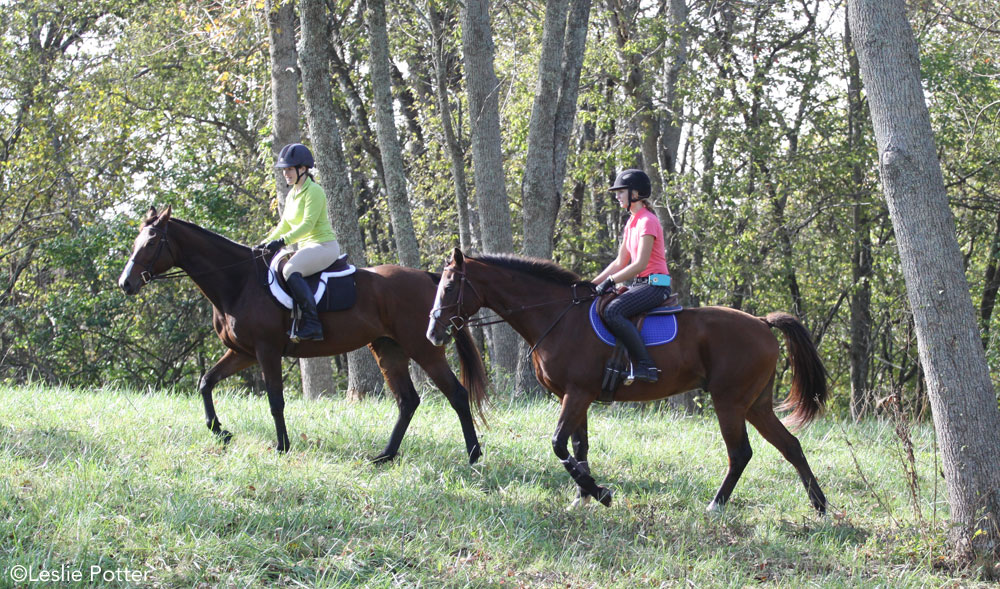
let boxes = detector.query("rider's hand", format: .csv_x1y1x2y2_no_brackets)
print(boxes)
263,238,285,254
595,277,615,296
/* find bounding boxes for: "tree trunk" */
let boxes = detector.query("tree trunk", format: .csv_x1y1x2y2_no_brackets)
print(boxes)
266,0,300,206
367,0,421,268
849,0,1000,559
461,0,519,378
429,7,473,252
266,0,333,400
516,0,592,394
521,0,569,261
299,0,383,399
979,210,1000,348
655,0,697,413
606,0,662,198
845,10,874,419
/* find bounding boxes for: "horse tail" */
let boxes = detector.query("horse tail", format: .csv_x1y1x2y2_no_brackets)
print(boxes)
763,312,828,430
453,325,489,427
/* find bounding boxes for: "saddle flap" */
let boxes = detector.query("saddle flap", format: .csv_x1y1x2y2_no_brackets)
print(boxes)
268,253,357,311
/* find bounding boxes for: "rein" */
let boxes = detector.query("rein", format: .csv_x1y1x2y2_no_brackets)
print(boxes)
131,224,267,285
433,269,595,358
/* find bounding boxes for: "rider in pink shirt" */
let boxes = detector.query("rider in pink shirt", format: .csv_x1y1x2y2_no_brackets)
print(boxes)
592,169,672,383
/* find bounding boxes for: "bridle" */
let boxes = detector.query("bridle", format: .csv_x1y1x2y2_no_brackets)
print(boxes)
125,222,267,285
128,225,182,284
429,264,597,357
428,267,490,336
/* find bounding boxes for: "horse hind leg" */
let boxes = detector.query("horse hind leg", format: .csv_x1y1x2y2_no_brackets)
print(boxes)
369,338,421,464
707,404,754,513
747,380,827,514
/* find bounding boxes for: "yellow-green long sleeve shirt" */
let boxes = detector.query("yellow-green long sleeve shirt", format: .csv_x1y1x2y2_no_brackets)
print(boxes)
264,178,337,246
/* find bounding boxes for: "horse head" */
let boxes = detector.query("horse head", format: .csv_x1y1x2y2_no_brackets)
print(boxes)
427,248,483,346
118,206,178,295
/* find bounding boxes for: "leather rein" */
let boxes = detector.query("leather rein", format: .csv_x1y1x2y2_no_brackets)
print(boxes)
430,268,597,358
128,224,266,285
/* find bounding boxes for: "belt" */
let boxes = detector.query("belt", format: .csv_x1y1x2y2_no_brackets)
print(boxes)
632,273,670,287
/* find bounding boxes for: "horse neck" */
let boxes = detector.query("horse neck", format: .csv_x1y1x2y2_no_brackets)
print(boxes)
169,220,255,310
471,263,577,346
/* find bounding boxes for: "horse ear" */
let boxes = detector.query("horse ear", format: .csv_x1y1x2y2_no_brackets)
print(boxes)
451,247,464,266
145,207,158,223
155,205,172,226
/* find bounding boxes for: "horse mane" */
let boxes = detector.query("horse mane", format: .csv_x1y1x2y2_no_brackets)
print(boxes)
167,217,251,252
469,253,583,286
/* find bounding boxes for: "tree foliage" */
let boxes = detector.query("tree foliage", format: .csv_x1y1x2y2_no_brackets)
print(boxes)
1,0,997,413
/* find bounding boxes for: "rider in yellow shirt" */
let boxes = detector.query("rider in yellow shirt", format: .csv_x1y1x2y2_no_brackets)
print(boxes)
258,143,340,342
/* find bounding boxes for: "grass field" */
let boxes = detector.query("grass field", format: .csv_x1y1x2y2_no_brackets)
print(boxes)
0,384,990,587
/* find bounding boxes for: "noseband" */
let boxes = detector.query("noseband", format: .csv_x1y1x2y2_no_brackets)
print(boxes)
429,269,488,336
129,225,177,284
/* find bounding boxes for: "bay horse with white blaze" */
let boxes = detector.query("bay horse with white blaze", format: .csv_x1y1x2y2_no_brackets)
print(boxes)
427,249,828,513
118,207,487,462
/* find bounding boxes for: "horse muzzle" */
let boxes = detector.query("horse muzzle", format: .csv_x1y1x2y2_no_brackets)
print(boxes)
118,262,141,295
426,321,449,347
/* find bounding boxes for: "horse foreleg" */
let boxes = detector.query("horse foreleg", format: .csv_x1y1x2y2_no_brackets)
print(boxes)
553,394,611,507
419,356,481,464
256,348,290,453
568,416,592,509
199,349,256,444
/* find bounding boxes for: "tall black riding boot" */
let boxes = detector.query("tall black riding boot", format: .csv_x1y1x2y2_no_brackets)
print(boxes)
612,323,659,383
285,272,324,342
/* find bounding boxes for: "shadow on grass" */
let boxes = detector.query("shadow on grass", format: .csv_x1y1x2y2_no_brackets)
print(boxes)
0,424,113,467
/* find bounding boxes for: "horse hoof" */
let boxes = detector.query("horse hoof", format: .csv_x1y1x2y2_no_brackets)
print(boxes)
468,445,482,465
218,430,233,444
596,486,613,507
706,500,725,515
371,452,396,465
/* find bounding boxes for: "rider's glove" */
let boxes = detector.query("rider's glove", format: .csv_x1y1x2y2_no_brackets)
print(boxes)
595,277,615,296
259,238,285,254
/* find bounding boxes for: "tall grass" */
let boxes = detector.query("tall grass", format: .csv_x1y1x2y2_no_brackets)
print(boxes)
0,385,986,587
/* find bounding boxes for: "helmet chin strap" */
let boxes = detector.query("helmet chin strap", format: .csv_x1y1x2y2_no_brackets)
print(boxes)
622,190,643,210
285,166,306,187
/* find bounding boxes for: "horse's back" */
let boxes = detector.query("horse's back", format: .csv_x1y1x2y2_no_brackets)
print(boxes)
678,305,779,361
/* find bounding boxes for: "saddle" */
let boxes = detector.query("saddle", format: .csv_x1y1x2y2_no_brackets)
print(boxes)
267,253,358,312
594,290,683,403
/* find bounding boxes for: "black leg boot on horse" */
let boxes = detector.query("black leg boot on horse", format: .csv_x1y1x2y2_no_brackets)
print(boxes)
285,272,324,342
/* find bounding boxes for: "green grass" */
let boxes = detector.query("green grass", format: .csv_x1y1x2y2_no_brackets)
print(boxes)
0,384,988,587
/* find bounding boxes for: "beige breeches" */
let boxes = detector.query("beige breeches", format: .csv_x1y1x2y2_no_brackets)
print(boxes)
281,240,342,280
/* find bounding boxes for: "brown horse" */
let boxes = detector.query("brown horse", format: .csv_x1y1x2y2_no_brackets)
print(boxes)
118,207,487,462
427,249,828,513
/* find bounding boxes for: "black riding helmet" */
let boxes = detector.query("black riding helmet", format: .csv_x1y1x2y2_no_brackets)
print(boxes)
276,143,314,185
276,143,314,169
609,169,651,203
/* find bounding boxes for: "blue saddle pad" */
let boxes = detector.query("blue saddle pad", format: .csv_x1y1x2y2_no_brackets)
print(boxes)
589,299,679,347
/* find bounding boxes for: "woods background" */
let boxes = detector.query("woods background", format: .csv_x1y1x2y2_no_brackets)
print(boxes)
2,0,998,418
